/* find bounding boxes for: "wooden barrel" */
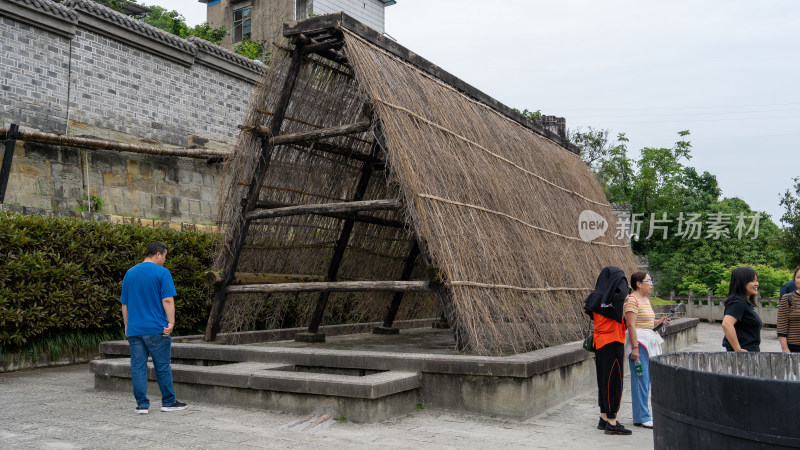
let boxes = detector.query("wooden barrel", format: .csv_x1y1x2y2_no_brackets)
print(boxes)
651,352,800,449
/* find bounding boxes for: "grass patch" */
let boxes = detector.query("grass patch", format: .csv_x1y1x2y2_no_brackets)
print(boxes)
1,329,124,364
650,296,676,305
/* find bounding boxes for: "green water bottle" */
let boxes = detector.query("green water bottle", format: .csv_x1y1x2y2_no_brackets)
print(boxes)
635,361,644,376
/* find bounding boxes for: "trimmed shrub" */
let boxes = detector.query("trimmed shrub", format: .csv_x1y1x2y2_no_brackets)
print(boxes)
0,212,216,352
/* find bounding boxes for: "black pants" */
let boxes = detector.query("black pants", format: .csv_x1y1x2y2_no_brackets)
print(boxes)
595,341,624,419
789,344,800,353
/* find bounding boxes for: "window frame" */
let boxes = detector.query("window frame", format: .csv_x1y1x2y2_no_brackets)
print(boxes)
232,6,252,44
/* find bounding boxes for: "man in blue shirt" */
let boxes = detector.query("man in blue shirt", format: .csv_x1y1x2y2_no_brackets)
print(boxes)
120,241,187,414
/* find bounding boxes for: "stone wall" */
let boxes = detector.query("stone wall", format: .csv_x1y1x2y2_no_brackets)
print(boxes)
1,0,266,223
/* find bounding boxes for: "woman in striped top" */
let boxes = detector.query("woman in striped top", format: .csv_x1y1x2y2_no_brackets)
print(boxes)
624,271,671,429
777,267,800,353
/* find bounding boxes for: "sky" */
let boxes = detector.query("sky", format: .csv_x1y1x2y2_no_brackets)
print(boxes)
147,0,798,224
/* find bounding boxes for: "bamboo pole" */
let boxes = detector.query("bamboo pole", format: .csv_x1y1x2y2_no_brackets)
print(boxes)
0,127,228,159
226,280,433,294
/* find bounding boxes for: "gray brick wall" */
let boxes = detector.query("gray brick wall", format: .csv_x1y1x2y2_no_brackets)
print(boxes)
0,0,265,223
67,29,253,146
0,16,71,133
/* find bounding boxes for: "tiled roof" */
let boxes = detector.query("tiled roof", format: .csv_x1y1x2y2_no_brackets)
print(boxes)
61,0,196,54
7,0,79,21
188,36,266,73
610,202,632,211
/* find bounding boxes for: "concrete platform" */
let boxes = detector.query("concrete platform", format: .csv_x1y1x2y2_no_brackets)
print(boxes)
92,318,699,423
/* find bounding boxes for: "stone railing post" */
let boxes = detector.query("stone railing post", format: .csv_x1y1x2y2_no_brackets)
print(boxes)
707,290,714,323
755,291,762,319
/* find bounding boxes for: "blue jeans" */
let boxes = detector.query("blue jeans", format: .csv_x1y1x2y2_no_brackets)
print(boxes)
628,345,652,423
128,334,176,408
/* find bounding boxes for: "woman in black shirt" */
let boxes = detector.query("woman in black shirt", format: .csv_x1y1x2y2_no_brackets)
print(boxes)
721,266,762,352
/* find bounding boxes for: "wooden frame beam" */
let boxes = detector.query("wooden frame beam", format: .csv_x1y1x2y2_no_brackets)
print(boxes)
293,141,381,164
246,199,400,221
254,200,406,228
0,126,228,160
227,280,432,294
240,120,371,146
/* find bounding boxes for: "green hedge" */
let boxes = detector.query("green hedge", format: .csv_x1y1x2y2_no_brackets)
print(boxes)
0,212,217,352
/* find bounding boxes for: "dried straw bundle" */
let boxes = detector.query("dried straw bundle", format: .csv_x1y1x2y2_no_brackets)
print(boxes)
342,30,639,354
213,31,638,354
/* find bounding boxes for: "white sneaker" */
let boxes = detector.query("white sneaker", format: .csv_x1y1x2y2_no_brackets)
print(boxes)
135,406,149,414
636,420,653,429
161,401,187,412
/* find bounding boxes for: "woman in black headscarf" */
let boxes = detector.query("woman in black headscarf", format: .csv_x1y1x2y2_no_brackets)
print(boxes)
584,266,632,435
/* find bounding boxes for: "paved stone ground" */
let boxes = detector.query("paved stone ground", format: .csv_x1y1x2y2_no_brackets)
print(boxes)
0,323,781,449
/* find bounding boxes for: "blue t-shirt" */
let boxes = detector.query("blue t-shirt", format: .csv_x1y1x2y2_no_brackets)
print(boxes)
120,262,177,337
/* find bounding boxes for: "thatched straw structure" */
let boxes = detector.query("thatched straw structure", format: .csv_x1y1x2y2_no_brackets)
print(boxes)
207,13,638,355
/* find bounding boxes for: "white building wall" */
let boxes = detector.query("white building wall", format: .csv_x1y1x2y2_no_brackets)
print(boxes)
313,0,386,33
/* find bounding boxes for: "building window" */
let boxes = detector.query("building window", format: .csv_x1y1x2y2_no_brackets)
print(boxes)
296,0,309,20
233,6,252,43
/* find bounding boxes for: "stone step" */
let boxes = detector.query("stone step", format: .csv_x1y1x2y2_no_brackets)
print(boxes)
91,359,420,399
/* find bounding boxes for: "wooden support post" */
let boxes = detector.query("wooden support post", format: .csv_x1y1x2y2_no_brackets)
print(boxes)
374,241,420,334
0,124,19,204
304,141,380,338
246,198,400,221
204,42,306,342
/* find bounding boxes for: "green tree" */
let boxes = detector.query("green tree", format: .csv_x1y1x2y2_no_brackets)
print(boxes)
141,6,227,46
651,198,786,294
780,176,800,267
514,108,542,119
234,39,267,61
629,130,692,219
567,126,787,294
142,5,189,37
188,22,228,45
570,128,633,204
715,264,793,298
